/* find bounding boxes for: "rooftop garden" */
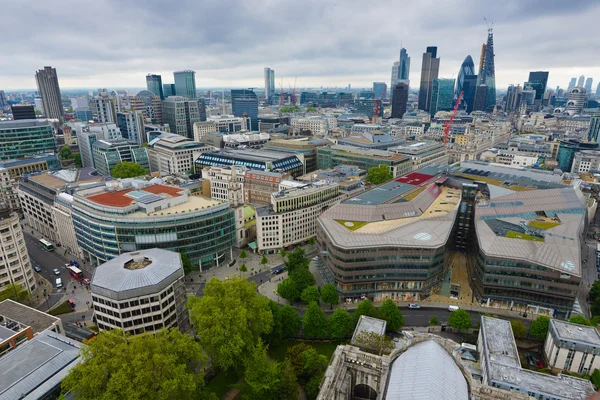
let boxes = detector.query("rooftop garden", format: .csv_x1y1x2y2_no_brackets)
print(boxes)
335,220,368,231
506,230,544,242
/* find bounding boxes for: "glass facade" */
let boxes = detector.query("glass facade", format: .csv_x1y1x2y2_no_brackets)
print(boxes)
430,78,456,116
0,120,56,160
173,71,196,99
231,90,258,131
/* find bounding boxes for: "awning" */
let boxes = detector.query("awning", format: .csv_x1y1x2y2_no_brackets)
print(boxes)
248,242,257,250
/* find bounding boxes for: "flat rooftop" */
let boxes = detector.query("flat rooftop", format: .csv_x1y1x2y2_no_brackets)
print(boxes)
351,315,386,344
27,168,102,189
86,184,184,207
201,148,298,162
0,300,60,334
551,319,600,346
0,119,51,129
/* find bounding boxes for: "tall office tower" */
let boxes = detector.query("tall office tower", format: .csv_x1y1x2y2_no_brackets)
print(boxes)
566,87,587,115
577,75,585,87
173,70,196,99
162,96,201,139
476,29,497,109
146,74,164,100
526,71,549,103
269,70,275,100
35,66,64,124
505,84,522,112
264,67,273,102
597,83,600,96
429,78,455,116
462,75,478,113
417,46,440,111
568,78,577,91
231,89,258,131
455,55,475,97
163,83,176,97
391,83,409,118
198,98,207,122
0,90,6,108
391,48,410,98
474,85,488,111
585,77,593,94
373,82,387,99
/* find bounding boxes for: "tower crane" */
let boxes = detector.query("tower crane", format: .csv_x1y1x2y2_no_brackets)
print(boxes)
443,90,463,146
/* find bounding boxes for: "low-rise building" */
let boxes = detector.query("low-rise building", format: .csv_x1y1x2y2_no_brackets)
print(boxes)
390,140,448,171
75,122,123,168
544,319,600,375
203,165,246,203
0,154,60,179
92,139,150,177
193,115,249,141
290,116,336,136
494,152,539,167
195,148,305,178
91,248,188,335
244,170,289,204
317,145,412,178
147,132,212,176
571,150,600,173
201,131,270,149
339,131,404,150
263,138,329,173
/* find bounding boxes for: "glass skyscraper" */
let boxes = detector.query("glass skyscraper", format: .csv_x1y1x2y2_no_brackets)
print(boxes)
231,89,258,131
146,74,164,99
429,78,455,116
173,70,196,99
373,82,387,99
418,47,440,111
476,29,496,109
391,48,410,99
455,55,475,97
525,71,549,102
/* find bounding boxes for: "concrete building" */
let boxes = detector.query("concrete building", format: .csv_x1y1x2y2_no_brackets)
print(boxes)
162,96,201,139
317,145,412,178
74,107,93,122
0,210,35,293
244,170,289,204
557,139,598,172
0,120,56,161
479,316,594,400
147,132,212,176
200,132,270,149
571,150,600,173
566,87,587,115
75,122,123,168
588,115,600,143
35,66,64,124
195,148,305,177
90,95,116,123
0,168,20,210
10,105,36,120
91,248,189,334
72,181,235,268
116,110,145,146
290,116,336,136
338,131,404,150
0,154,59,179
193,115,249,141
173,70,196,99
389,140,448,171
263,138,328,173
257,182,343,253
231,89,258,131
203,165,246,203
92,139,150,177
494,152,539,168
418,47,440,112
545,319,600,375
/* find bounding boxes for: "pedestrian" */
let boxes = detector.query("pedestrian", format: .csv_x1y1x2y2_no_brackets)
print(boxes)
72,290,74,294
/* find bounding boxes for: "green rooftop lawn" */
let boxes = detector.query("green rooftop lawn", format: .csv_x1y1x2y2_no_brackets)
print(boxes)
335,220,368,231
528,221,560,230
506,231,544,242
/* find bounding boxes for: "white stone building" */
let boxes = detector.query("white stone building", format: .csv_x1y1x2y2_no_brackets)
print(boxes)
193,115,249,141
0,210,35,293
544,319,600,375
572,150,600,174
147,132,213,176
290,116,336,136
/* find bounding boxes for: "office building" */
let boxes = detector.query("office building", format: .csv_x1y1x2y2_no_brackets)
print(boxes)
263,138,328,173
116,111,145,145
244,170,289,204
90,95,116,123
389,141,448,170
74,107,93,122
430,78,456,116
0,168,19,210
146,74,164,99
586,78,595,95
526,71,549,103
317,145,412,177
72,181,236,267
391,83,409,118
566,87,588,115
0,155,59,179
505,84,522,112
148,132,211,176
545,319,600,375
568,78,577,91
476,29,497,109
92,139,150,177
588,115,600,142
231,89,259,131
193,115,249,141
0,210,35,293
75,123,122,168
34,66,64,124
91,248,189,334
597,83,600,96
163,83,176,97
202,132,270,150
162,96,201,139
10,105,36,120
391,48,410,98
473,85,488,111
578,75,585,87
571,150,600,173
257,182,343,252
264,67,275,102
0,120,56,161
417,46,440,111
354,99,382,119
291,116,336,136
461,75,478,113
339,130,403,150
556,139,598,172
479,316,594,400
455,55,475,100
70,97,88,110
373,82,387,99
0,90,5,109
196,148,304,177
173,70,196,99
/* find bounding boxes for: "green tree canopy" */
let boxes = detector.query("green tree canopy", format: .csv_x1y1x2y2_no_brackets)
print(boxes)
111,161,148,179
59,145,73,160
448,309,472,331
529,316,550,340
240,249,248,260
278,278,300,302
354,299,380,322
306,107,317,112
328,308,355,340
321,283,339,309
303,302,328,339
366,164,393,185
301,286,320,304
429,316,439,326
592,368,600,390
61,329,209,400
378,299,404,332
353,331,395,355
510,320,527,339
187,277,273,371
0,284,30,303
284,247,310,274
286,343,314,376
180,252,193,275
278,359,299,400
260,254,269,266
569,314,593,326
290,267,315,294
280,304,302,337
238,339,280,400
73,153,82,168
302,349,328,378
240,264,248,275
590,281,600,304
307,237,316,246
263,301,283,346
280,106,300,113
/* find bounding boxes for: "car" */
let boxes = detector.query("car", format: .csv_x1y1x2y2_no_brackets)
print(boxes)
408,303,421,309
69,260,79,267
33,266,42,273
64,263,71,269
53,268,60,275
312,256,319,261
448,305,460,312
272,266,284,275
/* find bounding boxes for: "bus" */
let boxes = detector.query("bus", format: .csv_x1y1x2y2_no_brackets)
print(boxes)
67,266,83,281
39,239,54,251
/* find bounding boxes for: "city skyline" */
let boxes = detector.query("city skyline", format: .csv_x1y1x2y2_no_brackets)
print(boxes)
1,0,600,91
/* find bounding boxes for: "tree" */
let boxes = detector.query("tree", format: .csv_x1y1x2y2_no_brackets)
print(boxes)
278,278,300,302
307,237,316,246
303,302,328,339
366,164,393,185
285,248,310,274
180,252,193,275
321,283,339,309
569,314,592,326
510,320,527,339
301,286,320,304
592,368,600,389
238,339,280,400
378,299,404,332
59,145,73,160
73,153,82,168
302,349,328,378
279,249,287,259
306,107,317,113
353,331,395,355
448,309,472,331
328,308,354,340
240,249,248,261
141,142,149,147
429,316,439,326
305,374,324,400
354,299,380,322
0,284,30,303
111,161,148,178
290,267,315,294
529,316,551,340
239,264,248,277
260,254,269,267
590,280,600,304
61,329,208,400
187,277,273,371
263,301,283,346
280,304,302,337
278,359,299,400
286,343,314,376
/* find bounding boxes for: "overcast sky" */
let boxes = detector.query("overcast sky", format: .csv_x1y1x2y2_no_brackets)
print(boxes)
2,0,599,92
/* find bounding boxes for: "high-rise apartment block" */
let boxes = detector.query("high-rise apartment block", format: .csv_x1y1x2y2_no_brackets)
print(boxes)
35,66,64,124
173,70,196,99
146,74,164,100
417,46,440,111
231,89,259,131
162,96,201,139
391,83,409,119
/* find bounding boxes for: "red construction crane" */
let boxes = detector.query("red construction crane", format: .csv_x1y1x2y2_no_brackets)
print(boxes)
443,90,463,146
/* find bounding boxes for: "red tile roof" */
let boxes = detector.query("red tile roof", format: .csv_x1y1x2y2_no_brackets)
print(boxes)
86,184,183,207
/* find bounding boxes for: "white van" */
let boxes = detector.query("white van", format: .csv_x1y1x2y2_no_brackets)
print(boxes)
448,305,459,312
55,278,63,289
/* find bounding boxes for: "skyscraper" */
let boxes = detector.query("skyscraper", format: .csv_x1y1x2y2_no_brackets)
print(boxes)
596,83,600,96
526,71,549,102
455,55,475,97
391,83,409,119
162,96,201,138
35,66,64,124
585,77,593,94
231,89,258,131
474,85,488,112
0,91,6,108
476,29,496,110
417,46,440,111
173,70,196,99
462,75,478,113
146,74,164,100
504,84,522,112
163,84,176,98
577,75,585,87
568,78,577,91
391,48,410,98
429,78,455,116
264,67,275,103
373,82,387,99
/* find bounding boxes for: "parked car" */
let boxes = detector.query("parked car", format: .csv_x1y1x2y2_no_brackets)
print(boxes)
408,303,421,309
272,266,285,275
33,266,42,273
312,256,319,261
53,268,60,275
